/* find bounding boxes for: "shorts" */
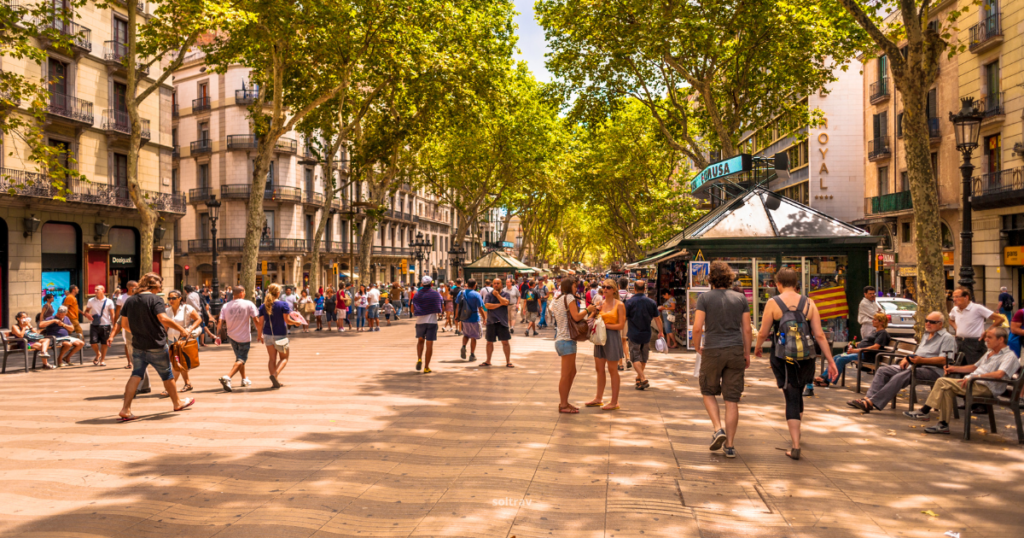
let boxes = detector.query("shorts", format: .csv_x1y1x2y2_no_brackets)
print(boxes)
70,317,82,336
385,313,391,320
266,337,289,355
555,339,577,356
90,324,111,344
123,332,133,356
131,346,174,381
485,323,511,342
699,345,746,402
526,311,539,322
462,321,482,340
415,323,438,341
367,305,379,319
229,339,251,363
56,336,83,346
324,308,337,321
628,341,651,363
315,309,324,317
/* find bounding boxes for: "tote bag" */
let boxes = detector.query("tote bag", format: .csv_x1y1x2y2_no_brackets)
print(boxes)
588,316,607,346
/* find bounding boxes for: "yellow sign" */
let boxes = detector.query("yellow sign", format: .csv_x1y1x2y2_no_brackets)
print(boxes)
942,250,954,266
261,261,268,275
400,259,409,273
898,267,917,277
1005,246,1024,266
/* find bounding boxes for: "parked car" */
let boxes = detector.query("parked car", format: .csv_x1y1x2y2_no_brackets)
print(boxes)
877,297,917,336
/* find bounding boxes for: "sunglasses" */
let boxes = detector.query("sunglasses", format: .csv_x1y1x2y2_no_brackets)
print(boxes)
169,296,181,300
602,286,615,290
925,319,942,324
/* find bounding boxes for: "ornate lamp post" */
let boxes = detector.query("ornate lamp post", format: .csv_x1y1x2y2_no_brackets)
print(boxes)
205,196,223,316
949,97,984,295
411,231,432,279
448,243,466,280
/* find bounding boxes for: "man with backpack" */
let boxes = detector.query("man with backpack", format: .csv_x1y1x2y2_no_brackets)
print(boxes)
998,286,1014,322
691,262,750,458
456,279,485,362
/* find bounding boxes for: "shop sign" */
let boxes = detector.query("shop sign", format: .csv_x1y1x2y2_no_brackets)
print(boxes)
1004,246,1024,266
898,267,917,277
690,154,752,194
881,253,896,266
942,250,954,266
110,255,135,268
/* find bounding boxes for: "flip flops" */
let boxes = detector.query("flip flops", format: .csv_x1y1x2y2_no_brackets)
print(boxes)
585,401,604,407
118,414,139,423
174,398,195,412
506,363,515,368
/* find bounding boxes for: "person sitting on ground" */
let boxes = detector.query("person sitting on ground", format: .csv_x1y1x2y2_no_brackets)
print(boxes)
39,305,86,366
848,311,956,413
808,312,889,394
906,326,1022,434
10,311,53,367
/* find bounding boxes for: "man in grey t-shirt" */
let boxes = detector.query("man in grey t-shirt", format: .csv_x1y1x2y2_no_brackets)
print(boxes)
691,261,751,458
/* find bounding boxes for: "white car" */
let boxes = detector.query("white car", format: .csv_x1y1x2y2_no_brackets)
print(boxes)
877,297,917,336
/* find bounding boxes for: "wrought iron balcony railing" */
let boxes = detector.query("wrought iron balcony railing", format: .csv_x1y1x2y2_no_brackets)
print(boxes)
47,92,93,125
39,17,92,52
103,41,149,75
868,137,891,161
190,138,213,154
978,92,1004,118
235,89,258,105
226,134,258,150
275,137,298,154
192,96,210,112
188,187,214,204
869,78,889,103
101,109,151,139
969,13,1002,52
0,167,184,213
868,191,913,215
220,184,302,202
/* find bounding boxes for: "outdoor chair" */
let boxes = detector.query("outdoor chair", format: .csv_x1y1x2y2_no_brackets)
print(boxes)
908,351,965,411
1,330,55,373
841,340,902,393
963,365,1024,444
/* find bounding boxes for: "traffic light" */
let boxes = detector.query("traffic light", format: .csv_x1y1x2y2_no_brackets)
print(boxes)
876,254,882,272
184,264,190,275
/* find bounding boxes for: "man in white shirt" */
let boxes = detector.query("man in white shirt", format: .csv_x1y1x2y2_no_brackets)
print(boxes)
857,286,881,340
217,286,260,392
84,285,115,366
281,286,298,310
949,286,1002,365
505,278,520,334
366,284,381,331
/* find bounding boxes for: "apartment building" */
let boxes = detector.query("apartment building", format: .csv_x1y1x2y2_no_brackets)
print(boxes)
0,1,180,327
855,1,963,298
957,0,1024,306
739,62,865,224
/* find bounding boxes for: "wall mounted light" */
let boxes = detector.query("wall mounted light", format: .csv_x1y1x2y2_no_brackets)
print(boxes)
23,215,40,238
153,226,166,243
94,221,111,241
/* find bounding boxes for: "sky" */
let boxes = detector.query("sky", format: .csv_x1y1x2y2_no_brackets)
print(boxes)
513,0,552,83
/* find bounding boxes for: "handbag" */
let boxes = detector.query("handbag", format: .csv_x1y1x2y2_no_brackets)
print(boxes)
666,313,676,323
267,307,289,353
588,316,607,346
301,301,315,314
564,295,590,342
171,336,200,371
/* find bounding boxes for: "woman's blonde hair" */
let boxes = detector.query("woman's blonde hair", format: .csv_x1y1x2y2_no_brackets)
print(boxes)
264,283,282,313
873,311,889,328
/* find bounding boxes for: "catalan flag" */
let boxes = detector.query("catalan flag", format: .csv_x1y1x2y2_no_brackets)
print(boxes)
809,286,849,320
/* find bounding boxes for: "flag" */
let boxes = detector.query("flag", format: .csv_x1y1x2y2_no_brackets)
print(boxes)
809,286,849,320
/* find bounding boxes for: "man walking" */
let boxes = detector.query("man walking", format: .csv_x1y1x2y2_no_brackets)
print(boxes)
109,280,138,370
624,280,664,390
523,280,540,336
390,281,404,318
217,286,260,392
62,284,83,339
858,286,881,341
84,285,115,366
691,261,751,458
505,278,520,334
367,283,381,331
483,278,513,367
998,286,1014,321
117,272,194,422
949,287,1002,365
537,277,549,329
457,279,485,362
411,276,444,373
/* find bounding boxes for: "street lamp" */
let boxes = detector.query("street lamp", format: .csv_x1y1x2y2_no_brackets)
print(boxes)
949,96,984,295
448,243,466,280
411,231,432,279
205,196,223,317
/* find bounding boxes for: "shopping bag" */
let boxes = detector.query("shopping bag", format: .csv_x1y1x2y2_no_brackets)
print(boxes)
655,337,667,353
588,316,607,346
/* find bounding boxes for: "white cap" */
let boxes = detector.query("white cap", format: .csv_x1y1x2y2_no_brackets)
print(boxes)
421,275,433,285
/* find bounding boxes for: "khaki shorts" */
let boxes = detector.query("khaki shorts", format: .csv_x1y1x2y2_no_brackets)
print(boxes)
699,345,746,402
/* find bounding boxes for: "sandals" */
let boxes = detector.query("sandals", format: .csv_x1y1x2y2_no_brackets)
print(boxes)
635,380,649,390
558,404,579,414
850,399,872,413
181,384,193,392
585,401,604,407
813,377,829,387
506,363,515,368
777,447,801,460
118,414,139,423
601,404,620,411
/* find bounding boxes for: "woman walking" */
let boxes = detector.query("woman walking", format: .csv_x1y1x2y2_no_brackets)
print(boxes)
585,279,626,411
336,285,351,332
323,286,337,332
754,268,837,460
298,289,314,333
166,290,203,394
257,283,296,389
355,285,368,331
550,278,592,413
441,285,454,332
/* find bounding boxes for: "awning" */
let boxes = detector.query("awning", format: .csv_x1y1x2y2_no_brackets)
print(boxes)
627,249,688,268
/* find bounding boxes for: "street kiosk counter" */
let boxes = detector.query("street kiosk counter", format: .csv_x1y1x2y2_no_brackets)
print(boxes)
637,188,878,347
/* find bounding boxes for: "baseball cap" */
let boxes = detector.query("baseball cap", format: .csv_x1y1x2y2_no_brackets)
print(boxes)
421,275,433,285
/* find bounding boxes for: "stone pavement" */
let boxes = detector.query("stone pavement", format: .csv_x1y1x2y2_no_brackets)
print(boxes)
1,318,1022,538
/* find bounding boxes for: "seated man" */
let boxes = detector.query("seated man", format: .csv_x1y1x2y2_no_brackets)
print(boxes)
848,311,955,412
905,326,1022,434
39,305,86,366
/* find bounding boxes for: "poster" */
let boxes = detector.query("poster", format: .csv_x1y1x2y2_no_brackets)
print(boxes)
42,271,71,310
689,261,710,289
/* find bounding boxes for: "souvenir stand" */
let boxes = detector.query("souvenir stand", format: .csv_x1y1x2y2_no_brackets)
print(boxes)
462,251,533,283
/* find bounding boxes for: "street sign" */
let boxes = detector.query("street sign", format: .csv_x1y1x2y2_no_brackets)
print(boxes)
689,154,752,195
400,259,408,273
261,261,268,275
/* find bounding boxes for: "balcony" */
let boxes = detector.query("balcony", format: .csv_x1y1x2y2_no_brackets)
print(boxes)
969,13,1002,54
978,92,1004,122
172,103,179,118
216,238,308,252
101,109,151,141
190,138,212,155
868,191,913,215
304,191,324,206
331,198,345,211
235,89,258,106
220,184,302,203
187,239,213,253
188,187,214,205
102,41,149,76
274,137,298,154
192,96,210,113
0,168,185,214
869,78,889,104
372,246,414,257
39,17,92,54
384,208,416,223
298,147,318,165
46,92,93,126
868,137,891,161
226,134,258,150
972,167,1024,210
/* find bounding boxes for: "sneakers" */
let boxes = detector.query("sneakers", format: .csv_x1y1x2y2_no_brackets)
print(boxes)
423,367,432,374
461,346,467,359
710,429,727,451
924,422,950,434
468,354,477,362
723,446,736,458
219,376,233,392
241,378,252,387
416,358,423,371
904,410,930,421
803,387,814,397
510,328,515,334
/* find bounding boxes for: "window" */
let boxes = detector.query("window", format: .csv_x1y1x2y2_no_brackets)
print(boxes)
172,128,177,147
197,163,209,188
305,168,313,194
199,213,209,240
199,82,209,101
900,171,909,192
985,134,1001,174
872,111,888,141
877,55,888,84
926,89,937,119
940,223,955,249
262,211,275,240
48,58,68,97
878,166,889,196
787,140,808,169
985,60,1000,104
776,181,808,205
113,17,128,45
113,82,127,113
113,153,128,187
198,121,209,141
172,168,179,193
901,222,912,243
305,214,314,242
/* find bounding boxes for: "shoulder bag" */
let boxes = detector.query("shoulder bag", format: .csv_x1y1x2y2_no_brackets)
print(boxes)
564,295,590,342
171,335,200,371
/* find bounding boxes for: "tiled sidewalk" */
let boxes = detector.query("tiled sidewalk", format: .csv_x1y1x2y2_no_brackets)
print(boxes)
1,320,1022,537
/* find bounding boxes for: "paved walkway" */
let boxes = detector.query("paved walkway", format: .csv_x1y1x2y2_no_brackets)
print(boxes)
1,319,1022,538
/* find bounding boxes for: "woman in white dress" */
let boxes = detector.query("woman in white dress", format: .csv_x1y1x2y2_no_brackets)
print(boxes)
165,290,203,394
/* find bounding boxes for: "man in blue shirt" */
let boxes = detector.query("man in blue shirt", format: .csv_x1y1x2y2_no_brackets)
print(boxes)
458,279,486,362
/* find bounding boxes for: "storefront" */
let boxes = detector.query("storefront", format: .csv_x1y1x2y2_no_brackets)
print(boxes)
637,188,877,348
109,227,140,292
41,222,82,311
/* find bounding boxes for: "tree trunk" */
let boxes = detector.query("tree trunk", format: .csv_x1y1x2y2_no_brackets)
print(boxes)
358,214,376,285
240,143,274,297
123,1,157,282
308,151,336,295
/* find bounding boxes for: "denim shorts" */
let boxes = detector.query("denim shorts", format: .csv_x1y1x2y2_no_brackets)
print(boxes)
131,346,173,381
229,339,251,363
367,305,379,319
555,339,577,356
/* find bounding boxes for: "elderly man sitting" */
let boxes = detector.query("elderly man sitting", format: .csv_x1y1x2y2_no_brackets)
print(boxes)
904,326,1022,434
847,311,956,413
38,305,86,366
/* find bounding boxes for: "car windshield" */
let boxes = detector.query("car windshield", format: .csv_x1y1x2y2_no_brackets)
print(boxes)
881,300,917,312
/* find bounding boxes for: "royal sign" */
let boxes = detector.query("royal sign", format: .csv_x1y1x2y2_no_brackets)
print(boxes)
690,154,753,195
